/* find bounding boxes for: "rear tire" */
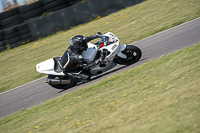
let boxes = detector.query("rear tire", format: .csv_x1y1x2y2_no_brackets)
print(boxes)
114,45,142,65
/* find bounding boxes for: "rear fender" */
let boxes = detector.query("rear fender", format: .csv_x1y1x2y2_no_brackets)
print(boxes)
36,58,64,75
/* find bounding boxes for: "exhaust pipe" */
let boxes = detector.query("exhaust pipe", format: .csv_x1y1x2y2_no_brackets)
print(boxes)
47,78,71,85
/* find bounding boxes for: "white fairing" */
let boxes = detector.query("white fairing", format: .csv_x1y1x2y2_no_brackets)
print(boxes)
36,58,64,75
101,32,120,62
86,32,123,75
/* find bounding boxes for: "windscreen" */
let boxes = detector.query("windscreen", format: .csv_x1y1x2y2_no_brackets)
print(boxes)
98,36,118,46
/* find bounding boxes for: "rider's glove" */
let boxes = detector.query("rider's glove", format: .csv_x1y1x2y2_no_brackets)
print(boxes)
96,32,102,35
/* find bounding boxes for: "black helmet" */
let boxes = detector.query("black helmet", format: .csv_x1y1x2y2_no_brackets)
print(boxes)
69,35,88,51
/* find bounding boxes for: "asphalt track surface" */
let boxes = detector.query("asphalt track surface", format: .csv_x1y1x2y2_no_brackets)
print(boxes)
1,17,200,118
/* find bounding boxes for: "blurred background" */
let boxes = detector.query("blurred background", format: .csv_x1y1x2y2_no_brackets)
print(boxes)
1,0,39,12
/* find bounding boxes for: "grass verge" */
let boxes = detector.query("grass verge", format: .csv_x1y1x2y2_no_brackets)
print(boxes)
0,43,199,133
0,0,200,93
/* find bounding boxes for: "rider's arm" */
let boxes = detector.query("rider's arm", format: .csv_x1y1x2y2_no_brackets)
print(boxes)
84,35,98,42
84,32,102,42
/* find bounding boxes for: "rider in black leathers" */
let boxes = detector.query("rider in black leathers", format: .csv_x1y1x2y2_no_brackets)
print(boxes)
59,33,105,82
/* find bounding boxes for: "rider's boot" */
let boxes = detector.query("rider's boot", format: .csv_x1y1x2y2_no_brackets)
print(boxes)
67,70,91,83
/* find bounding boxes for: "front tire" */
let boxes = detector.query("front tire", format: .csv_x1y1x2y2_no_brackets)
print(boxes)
114,45,142,65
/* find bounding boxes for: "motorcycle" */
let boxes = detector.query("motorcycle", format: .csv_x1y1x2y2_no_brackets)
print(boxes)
36,32,142,89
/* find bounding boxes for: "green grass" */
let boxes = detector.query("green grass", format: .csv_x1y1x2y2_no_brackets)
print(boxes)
0,0,200,93
0,43,199,133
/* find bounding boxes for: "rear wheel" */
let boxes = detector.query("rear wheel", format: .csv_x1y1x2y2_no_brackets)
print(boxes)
114,45,142,65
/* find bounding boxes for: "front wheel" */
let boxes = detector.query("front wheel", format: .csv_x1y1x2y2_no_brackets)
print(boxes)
114,45,142,65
